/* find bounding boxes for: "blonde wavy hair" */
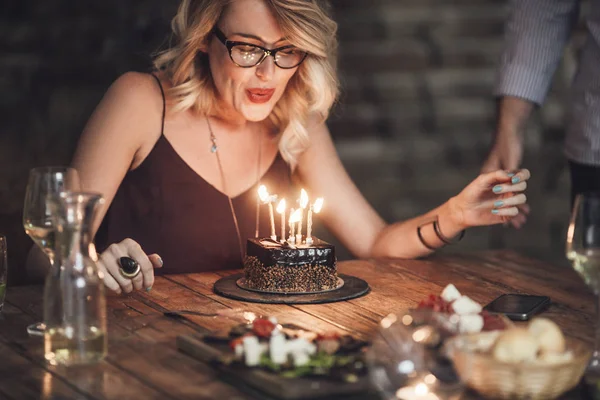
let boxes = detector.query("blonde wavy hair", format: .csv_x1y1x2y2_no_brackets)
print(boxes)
154,0,339,168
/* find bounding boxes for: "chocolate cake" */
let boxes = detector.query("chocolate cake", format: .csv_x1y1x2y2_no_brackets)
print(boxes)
243,238,338,293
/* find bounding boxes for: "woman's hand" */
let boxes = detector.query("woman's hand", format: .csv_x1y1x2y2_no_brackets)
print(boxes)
448,169,531,229
97,238,163,295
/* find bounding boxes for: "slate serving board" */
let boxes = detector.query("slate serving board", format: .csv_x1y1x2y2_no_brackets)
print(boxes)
176,333,373,400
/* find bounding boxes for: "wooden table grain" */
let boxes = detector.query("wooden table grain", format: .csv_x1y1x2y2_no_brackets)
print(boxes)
0,251,595,400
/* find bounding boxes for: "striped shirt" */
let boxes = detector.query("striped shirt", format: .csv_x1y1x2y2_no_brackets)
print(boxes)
495,0,600,165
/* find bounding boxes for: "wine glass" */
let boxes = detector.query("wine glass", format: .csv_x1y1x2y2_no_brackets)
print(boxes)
566,191,600,377
23,166,80,335
367,310,467,400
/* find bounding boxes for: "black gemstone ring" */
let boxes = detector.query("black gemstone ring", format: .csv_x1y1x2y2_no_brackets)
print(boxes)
118,256,141,279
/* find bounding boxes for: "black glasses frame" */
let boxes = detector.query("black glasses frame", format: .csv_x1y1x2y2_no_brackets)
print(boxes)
213,27,307,69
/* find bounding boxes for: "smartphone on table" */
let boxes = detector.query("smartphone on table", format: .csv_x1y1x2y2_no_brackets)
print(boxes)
483,294,551,321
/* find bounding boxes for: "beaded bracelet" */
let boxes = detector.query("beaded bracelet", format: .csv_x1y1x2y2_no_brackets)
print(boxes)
416,221,440,251
433,218,465,245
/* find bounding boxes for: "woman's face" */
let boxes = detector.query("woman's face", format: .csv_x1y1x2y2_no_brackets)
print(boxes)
208,0,301,123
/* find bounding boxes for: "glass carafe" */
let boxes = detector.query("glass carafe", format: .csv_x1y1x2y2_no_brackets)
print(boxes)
43,192,107,366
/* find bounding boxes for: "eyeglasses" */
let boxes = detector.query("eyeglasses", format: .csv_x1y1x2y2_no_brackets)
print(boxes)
213,27,307,69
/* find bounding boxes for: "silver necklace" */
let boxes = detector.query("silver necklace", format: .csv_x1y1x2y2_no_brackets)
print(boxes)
206,117,262,262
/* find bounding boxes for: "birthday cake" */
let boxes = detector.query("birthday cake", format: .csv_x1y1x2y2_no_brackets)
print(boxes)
242,237,338,293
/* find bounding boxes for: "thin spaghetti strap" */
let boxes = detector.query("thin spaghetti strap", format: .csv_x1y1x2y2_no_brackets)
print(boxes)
150,73,166,135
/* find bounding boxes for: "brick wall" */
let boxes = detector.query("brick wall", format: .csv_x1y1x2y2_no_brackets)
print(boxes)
0,0,585,283
0,0,178,283
325,0,587,264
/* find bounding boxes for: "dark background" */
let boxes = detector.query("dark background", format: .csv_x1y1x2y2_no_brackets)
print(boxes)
1,0,586,284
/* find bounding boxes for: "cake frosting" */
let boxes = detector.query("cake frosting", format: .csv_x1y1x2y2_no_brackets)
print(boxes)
243,237,338,293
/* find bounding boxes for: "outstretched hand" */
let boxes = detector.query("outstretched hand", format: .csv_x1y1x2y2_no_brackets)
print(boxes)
481,133,528,228
449,169,531,229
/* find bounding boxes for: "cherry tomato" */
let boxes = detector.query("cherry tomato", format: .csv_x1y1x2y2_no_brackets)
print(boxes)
252,318,276,338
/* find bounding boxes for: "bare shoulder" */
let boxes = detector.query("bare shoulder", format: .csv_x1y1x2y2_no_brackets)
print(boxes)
73,71,166,172
100,72,165,140
105,71,164,112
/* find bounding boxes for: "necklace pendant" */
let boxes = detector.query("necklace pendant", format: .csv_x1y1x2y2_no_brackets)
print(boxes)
211,144,218,153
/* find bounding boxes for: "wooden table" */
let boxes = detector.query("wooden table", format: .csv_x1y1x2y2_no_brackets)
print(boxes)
0,251,595,399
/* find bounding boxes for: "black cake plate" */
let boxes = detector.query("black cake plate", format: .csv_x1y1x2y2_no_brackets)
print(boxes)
236,276,345,294
213,273,370,304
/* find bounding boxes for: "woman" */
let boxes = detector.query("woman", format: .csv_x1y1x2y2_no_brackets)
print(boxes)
29,0,529,294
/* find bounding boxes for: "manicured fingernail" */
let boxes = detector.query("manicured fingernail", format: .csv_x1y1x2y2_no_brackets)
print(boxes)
156,255,163,267
146,287,152,292
491,209,499,215
493,185,503,193
511,176,520,184
494,200,504,208
507,172,515,177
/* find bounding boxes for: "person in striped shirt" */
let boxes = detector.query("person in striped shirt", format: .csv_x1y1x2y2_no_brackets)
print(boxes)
482,0,600,224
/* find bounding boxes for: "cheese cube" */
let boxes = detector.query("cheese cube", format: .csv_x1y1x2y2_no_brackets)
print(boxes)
452,296,482,315
286,338,316,355
458,314,484,333
243,336,262,366
234,344,243,358
292,350,310,367
441,284,461,303
269,333,287,364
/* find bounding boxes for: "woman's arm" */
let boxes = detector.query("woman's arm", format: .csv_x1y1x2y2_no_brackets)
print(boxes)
295,121,385,258
370,168,528,258
295,121,528,259
72,72,164,234
26,72,164,284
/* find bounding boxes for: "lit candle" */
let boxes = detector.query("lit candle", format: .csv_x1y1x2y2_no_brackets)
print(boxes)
395,383,439,400
289,207,295,244
296,189,309,244
258,185,269,201
268,201,276,240
276,199,286,243
288,208,301,244
306,197,323,245
258,185,276,240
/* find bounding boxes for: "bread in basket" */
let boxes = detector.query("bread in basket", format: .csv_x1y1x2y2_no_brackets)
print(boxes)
445,319,591,399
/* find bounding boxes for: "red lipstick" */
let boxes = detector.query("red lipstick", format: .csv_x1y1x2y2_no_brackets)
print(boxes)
247,88,275,104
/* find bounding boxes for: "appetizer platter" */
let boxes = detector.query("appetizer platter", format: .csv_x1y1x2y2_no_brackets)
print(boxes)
177,316,372,399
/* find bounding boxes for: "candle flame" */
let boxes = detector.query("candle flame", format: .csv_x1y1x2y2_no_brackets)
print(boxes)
289,208,302,224
258,185,269,203
299,188,309,209
276,198,286,214
313,198,324,213
415,383,429,396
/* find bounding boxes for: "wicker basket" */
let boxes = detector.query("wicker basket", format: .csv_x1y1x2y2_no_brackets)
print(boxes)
446,334,591,399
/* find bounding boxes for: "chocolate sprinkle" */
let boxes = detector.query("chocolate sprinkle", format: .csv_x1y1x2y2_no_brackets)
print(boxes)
243,237,338,293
